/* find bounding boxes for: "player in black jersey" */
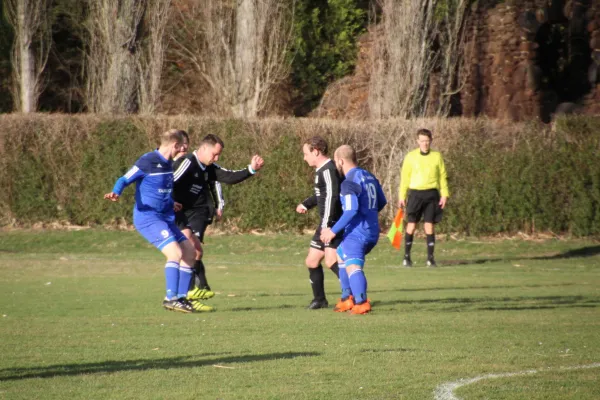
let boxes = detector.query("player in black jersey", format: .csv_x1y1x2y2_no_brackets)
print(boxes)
296,136,343,310
173,134,265,311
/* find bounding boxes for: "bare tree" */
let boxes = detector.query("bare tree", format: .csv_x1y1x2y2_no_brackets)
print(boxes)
369,0,470,118
85,0,170,114
5,0,52,113
170,0,295,117
139,0,172,114
85,0,145,113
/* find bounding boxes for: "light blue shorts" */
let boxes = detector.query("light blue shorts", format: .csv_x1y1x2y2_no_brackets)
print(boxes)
134,213,187,250
336,234,377,268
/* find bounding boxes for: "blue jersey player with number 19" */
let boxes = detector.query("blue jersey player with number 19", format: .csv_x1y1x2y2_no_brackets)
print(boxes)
320,145,387,315
104,129,198,314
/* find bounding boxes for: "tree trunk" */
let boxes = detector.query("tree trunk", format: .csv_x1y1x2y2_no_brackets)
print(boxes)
7,0,51,113
18,23,36,113
86,0,146,113
234,0,258,117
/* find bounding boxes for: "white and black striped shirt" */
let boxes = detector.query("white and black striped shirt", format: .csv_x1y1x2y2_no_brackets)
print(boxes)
172,151,253,210
301,159,342,228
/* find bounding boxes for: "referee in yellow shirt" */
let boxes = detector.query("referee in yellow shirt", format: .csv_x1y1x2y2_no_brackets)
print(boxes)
398,129,449,267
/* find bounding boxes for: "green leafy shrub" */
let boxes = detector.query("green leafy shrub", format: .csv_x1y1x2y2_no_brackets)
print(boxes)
0,114,599,236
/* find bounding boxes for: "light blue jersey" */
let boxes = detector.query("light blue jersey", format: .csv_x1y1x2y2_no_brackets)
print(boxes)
332,166,387,305
112,150,185,250
113,150,176,221
332,167,387,243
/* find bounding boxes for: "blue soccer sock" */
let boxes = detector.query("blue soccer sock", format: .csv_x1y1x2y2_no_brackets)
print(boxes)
177,265,194,299
348,268,367,304
338,263,352,299
164,261,180,300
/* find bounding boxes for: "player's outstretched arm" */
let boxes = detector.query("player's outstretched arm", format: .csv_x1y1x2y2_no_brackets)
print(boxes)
105,165,145,202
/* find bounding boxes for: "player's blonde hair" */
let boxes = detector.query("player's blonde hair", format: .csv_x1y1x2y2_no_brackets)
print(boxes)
161,129,188,145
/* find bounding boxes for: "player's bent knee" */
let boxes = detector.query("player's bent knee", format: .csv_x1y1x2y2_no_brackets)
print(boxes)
180,241,196,265
161,241,183,261
306,248,324,268
345,263,361,275
324,248,338,267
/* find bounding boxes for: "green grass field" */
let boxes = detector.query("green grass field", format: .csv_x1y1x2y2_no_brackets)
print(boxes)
0,229,599,400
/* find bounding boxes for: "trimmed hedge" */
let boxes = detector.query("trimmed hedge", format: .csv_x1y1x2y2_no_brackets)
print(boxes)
0,114,599,235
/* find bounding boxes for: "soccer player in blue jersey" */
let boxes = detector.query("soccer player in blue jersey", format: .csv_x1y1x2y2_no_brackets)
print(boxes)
104,129,198,313
320,145,387,315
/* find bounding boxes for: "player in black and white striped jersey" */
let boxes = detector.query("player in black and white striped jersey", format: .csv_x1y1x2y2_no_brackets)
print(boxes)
173,134,264,311
296,136,343,310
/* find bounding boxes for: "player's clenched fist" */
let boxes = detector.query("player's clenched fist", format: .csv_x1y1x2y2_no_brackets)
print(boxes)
251,155,265,171
295,204,308,214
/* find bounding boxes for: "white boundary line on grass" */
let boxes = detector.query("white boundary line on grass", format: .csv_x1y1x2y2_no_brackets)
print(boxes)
433,362,600,400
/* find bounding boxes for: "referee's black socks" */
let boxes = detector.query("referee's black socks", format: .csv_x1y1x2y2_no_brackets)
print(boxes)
426,234,435,261
309,264,325,301
404,233,414,258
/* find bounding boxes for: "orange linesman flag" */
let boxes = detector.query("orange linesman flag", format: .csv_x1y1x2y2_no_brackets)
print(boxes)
387,208,404,249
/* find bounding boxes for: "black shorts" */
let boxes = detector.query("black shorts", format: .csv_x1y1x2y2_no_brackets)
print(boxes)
175,207,213,242
406,189,443,224
310,226,343,251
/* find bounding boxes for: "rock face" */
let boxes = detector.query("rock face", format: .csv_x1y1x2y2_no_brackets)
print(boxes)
314,0,600,121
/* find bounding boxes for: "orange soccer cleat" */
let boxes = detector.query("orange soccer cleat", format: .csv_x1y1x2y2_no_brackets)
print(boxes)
333,295,355,312
350,300,372,315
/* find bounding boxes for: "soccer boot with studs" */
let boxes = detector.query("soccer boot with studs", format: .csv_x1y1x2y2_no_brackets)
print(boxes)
187,286,215,300
307,298,329,310
189,299,216,312
350,299,372,315
333,295,355,312
163,298,194,313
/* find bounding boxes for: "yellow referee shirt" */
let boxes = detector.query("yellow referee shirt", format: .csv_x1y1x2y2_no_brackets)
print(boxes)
398,149,449,201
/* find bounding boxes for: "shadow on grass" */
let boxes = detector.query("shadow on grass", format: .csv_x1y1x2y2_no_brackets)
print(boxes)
531,245,600,260
360,348,433,353
230,304,299,312
0,351,320,381
374,295,600,312
368,283,578,295
440,245,600,267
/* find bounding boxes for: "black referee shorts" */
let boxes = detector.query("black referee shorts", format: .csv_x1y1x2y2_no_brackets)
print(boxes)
406,189,443,224
310,226,343,251
175,207,214,243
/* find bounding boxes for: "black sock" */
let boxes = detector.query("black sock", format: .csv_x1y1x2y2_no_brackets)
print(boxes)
426,234,435,260
309,264,325,301
329,262,340,278
404,233,414,258
193,259,210,290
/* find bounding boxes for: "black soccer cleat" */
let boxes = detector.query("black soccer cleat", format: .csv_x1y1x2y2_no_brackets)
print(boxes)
402,257,413,268
307,299,329,310
426,258,437,268
163,298,194,313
